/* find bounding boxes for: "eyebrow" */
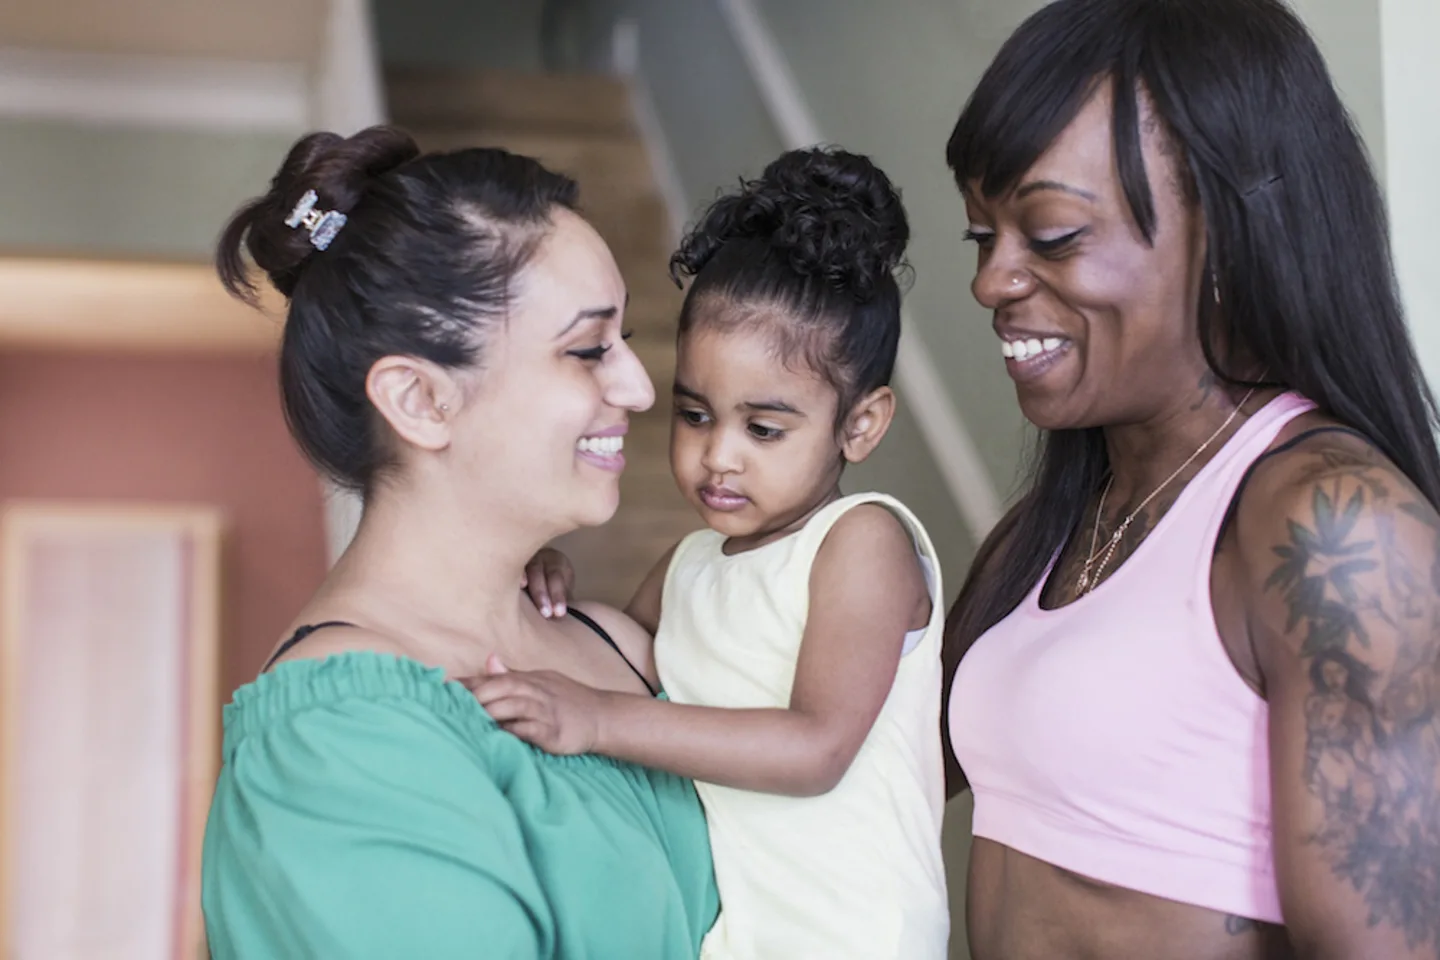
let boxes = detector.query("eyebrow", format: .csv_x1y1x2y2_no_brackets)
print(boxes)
1015,179,1097,202
743,399,805,416
556,305,619,338
672,381,806,417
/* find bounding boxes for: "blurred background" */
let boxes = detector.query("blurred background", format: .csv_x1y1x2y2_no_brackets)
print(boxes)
0,1,1433,957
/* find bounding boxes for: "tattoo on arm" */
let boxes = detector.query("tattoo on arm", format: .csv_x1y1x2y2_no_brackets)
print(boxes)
1264,457,1440,953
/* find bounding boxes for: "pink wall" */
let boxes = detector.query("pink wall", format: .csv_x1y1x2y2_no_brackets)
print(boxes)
0,351,329,698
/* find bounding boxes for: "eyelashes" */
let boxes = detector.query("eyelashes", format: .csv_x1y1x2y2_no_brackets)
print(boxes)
674,408,785,441
962,227,1088,256
567,330,634,362
1029,229,1086,255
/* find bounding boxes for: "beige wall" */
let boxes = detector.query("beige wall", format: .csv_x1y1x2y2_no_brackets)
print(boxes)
1380,0,1440,390
1290,0,1386,173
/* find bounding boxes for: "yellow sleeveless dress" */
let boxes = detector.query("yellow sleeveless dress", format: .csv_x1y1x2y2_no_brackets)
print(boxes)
656,492,949,959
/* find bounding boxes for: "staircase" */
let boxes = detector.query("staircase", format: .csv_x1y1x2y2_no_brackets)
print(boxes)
385,67,699,608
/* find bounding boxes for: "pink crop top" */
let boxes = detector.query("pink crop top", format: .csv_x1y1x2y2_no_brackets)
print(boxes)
949,392,1316,923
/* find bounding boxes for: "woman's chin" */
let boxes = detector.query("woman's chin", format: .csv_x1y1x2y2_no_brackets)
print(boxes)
1016,387,1093,433
573,487,622,528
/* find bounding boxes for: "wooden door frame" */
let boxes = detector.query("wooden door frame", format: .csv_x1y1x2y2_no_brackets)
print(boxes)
0,255,283,354
0,501,224,959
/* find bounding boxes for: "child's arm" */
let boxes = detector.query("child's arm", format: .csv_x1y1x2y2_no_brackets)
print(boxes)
476,505,931,797
621,543,676,636
522,543,677,635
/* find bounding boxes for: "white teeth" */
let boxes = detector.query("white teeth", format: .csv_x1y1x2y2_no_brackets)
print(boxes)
1000,336,1067,363
577,436,624,456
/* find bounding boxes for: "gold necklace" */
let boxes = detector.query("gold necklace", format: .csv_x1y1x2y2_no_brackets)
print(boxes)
1075,386,1257,595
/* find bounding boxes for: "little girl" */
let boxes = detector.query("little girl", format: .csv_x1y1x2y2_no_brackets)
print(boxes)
472,147,949,959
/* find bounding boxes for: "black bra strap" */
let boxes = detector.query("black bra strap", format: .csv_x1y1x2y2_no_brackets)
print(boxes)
262,620,355,673
1218,424,1372,542
262,613,659,696
567,608,658,697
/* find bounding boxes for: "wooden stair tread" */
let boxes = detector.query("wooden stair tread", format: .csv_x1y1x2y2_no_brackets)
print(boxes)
385,67,634,134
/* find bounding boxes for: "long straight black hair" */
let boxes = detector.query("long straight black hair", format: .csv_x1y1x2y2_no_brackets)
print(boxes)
943,0,1440,661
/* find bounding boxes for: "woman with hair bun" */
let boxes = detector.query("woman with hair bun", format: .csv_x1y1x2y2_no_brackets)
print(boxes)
201,125,718,958
483,146,950,959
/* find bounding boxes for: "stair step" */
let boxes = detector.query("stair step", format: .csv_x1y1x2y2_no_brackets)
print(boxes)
407,127,656,199
386,67,635,135
403,125,674,259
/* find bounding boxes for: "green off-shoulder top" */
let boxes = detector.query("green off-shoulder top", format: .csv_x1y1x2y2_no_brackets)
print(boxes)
201,652,718,958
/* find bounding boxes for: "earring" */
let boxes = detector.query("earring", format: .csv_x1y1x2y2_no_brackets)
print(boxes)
1212,272,1221,306
439,403,450,414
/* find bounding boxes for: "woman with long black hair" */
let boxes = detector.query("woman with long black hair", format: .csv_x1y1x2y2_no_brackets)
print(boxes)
944,1,1440,958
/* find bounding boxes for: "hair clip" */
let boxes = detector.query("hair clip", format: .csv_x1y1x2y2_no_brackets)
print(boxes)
1242,174,1283,200
284,189,347,251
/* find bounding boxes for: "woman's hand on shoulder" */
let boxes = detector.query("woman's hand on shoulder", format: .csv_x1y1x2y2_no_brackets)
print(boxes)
1233,430,1440,958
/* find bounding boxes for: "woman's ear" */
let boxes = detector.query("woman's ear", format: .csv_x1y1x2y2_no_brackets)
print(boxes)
366,356,462,452
840,386,896,464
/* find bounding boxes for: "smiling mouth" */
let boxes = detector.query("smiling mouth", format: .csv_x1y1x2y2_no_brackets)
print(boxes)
576,435,624,456
576,433,625,471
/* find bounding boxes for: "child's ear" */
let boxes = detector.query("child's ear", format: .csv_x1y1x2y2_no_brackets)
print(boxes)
840,386,896,464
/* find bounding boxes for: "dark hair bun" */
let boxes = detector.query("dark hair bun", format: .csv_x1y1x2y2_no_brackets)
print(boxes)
671,146,908,303
218,125,419,301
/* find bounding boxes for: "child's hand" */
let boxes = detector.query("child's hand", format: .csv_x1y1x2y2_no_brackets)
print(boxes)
467,655,605,755
521,548,575,619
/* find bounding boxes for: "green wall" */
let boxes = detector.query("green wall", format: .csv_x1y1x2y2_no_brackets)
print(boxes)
0,119,296,261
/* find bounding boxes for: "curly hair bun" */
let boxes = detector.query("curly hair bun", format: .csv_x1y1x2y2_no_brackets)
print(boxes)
671,146,909,303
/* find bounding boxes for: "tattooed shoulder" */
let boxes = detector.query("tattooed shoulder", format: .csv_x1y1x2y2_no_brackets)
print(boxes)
1238,437,1440,954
